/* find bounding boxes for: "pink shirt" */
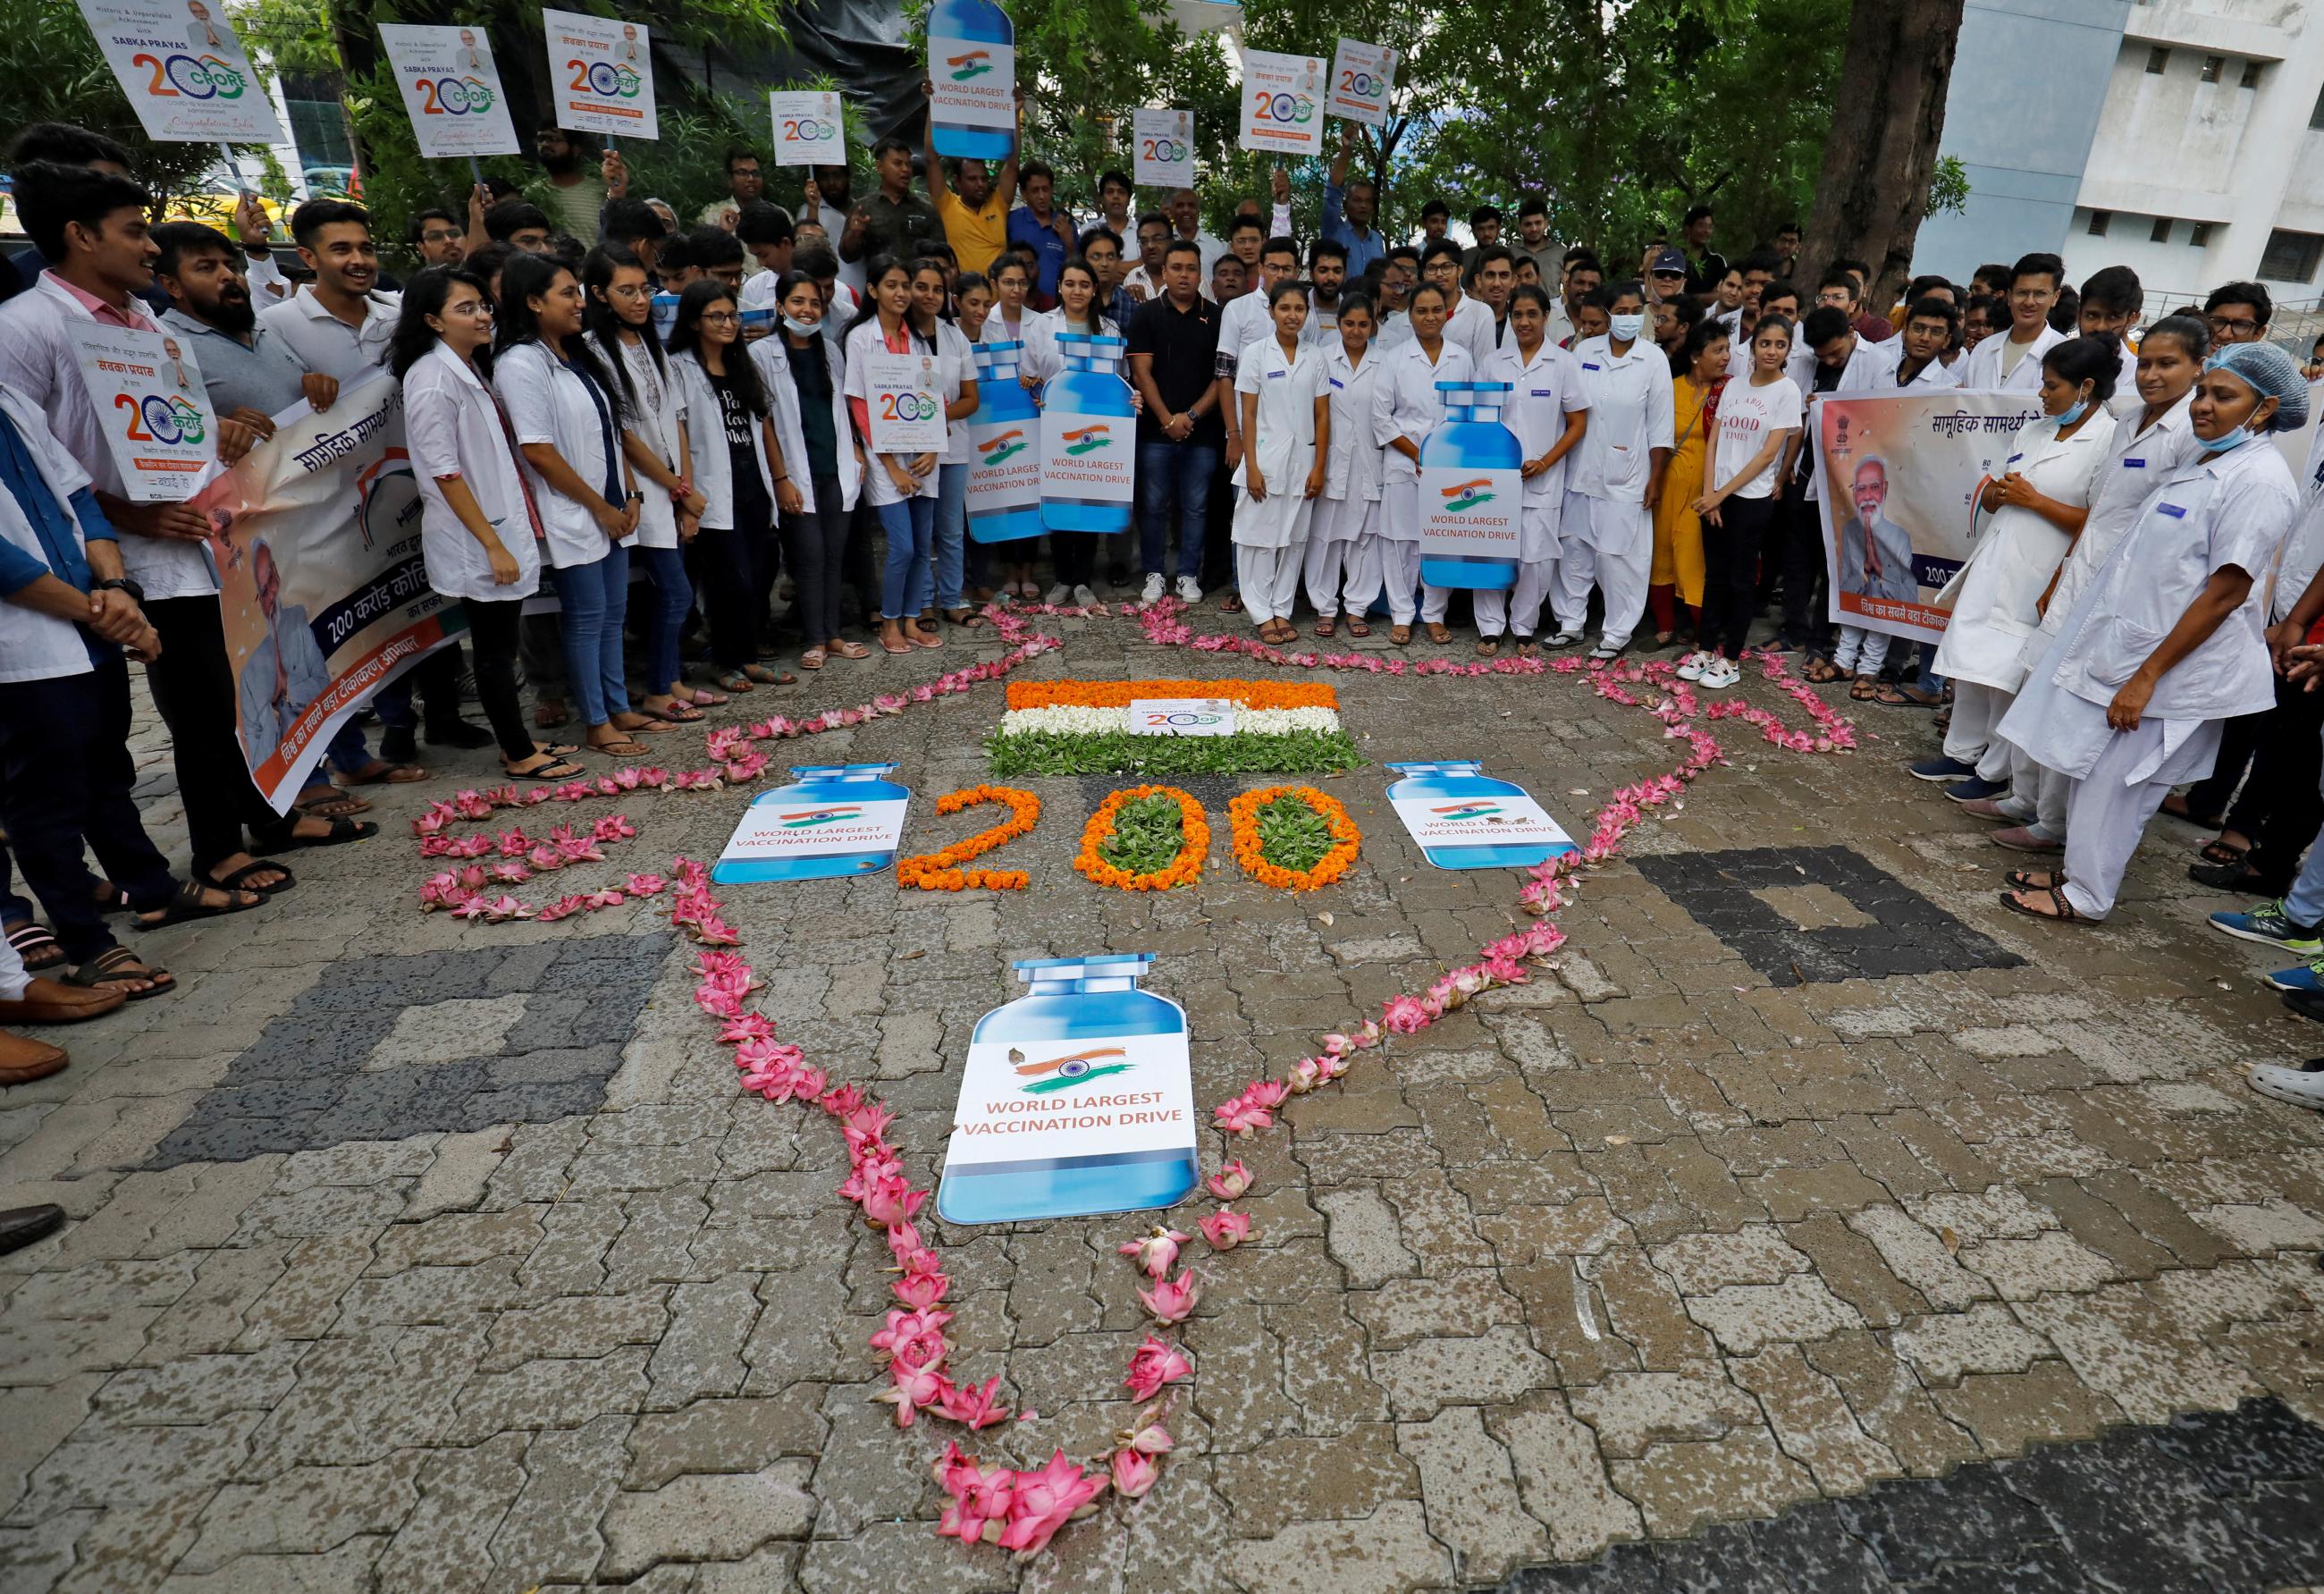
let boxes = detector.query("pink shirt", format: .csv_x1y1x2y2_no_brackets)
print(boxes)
43,270,159,332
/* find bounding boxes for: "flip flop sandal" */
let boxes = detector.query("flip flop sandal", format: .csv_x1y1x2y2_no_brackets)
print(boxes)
744,665,799,686
211,858,295,897
1516,641,1539,657
507,757,586,781
2197,839,2251,865
272,816,378,851
2004,867,2065,892
2000,885,2092,924
340,762,428,786
587,738,653,759
716,672,758,692
91,883,132,917
1849,677,1878,701
1476,638,1501,657
1759,639,1802,656
538,743,582,758
1872,684,1940,708
946,610,989,629
66,946,174,999
1391,625,1412,646
798,648,828,670
1219,595,1245,614
830,640,872,661
908,630,944,650
1346,619,1371,637
644,701,704,723
1805,659,1846,683
133,878,261,930
1427,623,1452,645
681,688,728,708
5,923,65,972
1315,617,1337,638
878,637,914,656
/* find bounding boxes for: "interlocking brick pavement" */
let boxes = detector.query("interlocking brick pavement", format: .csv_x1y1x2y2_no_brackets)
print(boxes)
0,607,2321,1592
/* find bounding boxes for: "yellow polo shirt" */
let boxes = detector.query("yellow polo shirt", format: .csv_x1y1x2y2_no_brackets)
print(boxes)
934,186,1009,274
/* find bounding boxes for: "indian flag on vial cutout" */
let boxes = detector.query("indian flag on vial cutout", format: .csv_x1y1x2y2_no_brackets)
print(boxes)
988,679,1361,777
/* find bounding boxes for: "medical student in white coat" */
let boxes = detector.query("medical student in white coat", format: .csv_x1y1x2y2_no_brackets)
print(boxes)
1230,283,1330,644
391,266,571,781
1552,283,1674,659
1891,297,1964,392
750,270,865,669
1372,282,1476,645
1305,296,1386,637
493,254,653,760
1923,337,2114,806
1969,318,2207,852
583,245,710,725
1996,340,2304,925
1479,284,1589,654
1958,253,2067,393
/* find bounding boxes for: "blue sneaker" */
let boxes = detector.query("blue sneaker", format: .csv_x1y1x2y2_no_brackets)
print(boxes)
2210,900,2324,956
2263,957,2324,994
1944,777,2010,804
1909,755,1978,783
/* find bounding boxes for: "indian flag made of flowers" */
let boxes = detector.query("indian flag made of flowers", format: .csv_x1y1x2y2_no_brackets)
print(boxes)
988,679,1362,776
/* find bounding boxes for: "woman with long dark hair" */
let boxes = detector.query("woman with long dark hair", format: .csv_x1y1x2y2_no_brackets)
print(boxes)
909,257,982,628
748,272,863,670
582,245,712,722
494,252,653,758
391,266,577,779
842,256,946,654
669,277,800,690
1020,256,1119,608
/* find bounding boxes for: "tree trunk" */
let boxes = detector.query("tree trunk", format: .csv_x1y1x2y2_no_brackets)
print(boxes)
1801,0,1966,311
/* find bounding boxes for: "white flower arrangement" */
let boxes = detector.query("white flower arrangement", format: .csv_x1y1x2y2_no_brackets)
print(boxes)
995,705,1343,738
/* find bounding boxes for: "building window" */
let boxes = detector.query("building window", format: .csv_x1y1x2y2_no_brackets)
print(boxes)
2190,222,2214,248
2151,216,2174,243
2260,228,2324,283
2089,210,2112,237
2147,46,2170,73
2241,61,2263,89
2200,55,2225,83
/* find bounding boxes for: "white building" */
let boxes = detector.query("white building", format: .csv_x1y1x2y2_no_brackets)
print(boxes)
1919,0,2324,314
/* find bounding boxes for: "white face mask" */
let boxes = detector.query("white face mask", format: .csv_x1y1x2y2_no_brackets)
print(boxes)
1609,312,1645,342
781,314,821,336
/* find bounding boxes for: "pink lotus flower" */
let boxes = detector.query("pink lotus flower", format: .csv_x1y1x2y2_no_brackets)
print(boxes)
934,1444,1015,1546
1123,1336,1191,1400
594,814,635,841
998,1451,1108,1556
892,1269,950,1311
1137,1271,1199,1325
820,1083,866,1117
860,1175,927,1229
1382,994,1431,1034
1321,1032,1357,1058
1314,1050,1350,1082
938,1373,1012,1429
869,1306,952,1368
1212,1096,1272,1136
1110,1447,1159,1498
1117,1227,1188,1279
1285,1057,1323,1093
873,1359,945,1428
624,873,667,897
526,843,563,872
1207,1161,1252,1201
457,864,488,892
1242,1080,1287,1110
411,811,449,838
495,828,529,856
874,693,906,714
489,862,531,885
1199,1209,1252,1251
639,767,669,787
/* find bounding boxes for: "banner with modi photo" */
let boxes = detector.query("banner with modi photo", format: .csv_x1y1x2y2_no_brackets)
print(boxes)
1809,389,2042,648
190,371,464,812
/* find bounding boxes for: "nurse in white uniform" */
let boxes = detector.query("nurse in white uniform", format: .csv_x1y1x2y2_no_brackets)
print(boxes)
1927,337,2114,798
1371,282,1475,645
1553,283,1674,659
1996,340,2305,924
1305,296,1386,638
1974,317,2207,851
1479,283,1588,654
1230,283,1330,643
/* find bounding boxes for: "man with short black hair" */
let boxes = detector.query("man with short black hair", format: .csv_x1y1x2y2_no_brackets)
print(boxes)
2078,264,2143,396
1771,221,1801,280
600,196,668,275
534,124,608,240
1419,199,1452,241
1166,188,1227,286
2204,280,2271,346
1319,126,1385,277
1959,252,2066,391
923,81,1017,275
804,161,861,294
1307,238,1348,346
1551,253,1602,347
841,135,944,277
1006,158,1076,308
1127,240,1223,603
1463,206,1503,266
484,199,553,253
1514,197,1556,279
1680,204,1724,294
726,148,766,208
1469,243,1518,356
408,207,466,267
1123,211,1172,302
5,124,135,298
1097,169,1134,240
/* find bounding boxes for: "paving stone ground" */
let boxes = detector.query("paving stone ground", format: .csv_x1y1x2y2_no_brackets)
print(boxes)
2,605,2322,1593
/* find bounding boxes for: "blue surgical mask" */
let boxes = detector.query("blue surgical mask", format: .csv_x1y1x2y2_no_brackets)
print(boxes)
1609,313,1645,342
781,315,821,337
2055,398,2089,428
2196,424,2252,453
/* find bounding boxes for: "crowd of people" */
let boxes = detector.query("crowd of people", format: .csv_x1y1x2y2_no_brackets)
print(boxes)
2,96,2323,1129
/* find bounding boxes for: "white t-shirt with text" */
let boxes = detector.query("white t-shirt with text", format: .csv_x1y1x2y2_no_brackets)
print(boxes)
1711,375,1803,501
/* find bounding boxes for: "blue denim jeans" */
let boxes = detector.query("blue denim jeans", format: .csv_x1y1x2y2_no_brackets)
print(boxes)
634,544,692,694
557,544,632,727
933,462,968,610
1136,440,1218,580
878,494,937,619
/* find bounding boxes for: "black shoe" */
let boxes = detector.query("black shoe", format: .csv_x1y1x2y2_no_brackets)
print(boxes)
380,726,417,763
424,721,496,750
2188,856,2286,894
0,1204,64,1256
2284,989,2324,1025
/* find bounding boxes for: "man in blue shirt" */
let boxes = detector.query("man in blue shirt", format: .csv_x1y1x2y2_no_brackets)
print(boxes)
1319,125,1385,279
1006,160,1076,309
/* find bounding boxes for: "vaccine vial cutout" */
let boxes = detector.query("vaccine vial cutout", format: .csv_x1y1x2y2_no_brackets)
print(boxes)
1385,761,1578,871
966,341,1045,544
1418,380,1521,591
926,0,1015,160
1040,333,1136,534
712,763,912,883
938,954,1199,1225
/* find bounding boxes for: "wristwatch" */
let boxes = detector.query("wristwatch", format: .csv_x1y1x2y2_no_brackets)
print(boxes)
94,577,145,603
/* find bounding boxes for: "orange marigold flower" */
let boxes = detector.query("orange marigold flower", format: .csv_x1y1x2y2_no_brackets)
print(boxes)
1228,786,1361,891
1006,679,1337,713
898,786,1040,892
1074,785,1208,891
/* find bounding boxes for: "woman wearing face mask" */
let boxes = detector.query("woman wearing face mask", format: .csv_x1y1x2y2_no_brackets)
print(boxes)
750,272,866,670
1962,318,2210,851
1685,316,1800,692
843,257,946,654
669,280,802,692
1231,280,1330,645
1646,317,1727,653
1480,284,1589,656
1997,341,2305,924
1371,282,1475,645
494,253,653,759
1922,337,2115,806
1305,296,1385,638
907,258,982,628
1021,257,1120,609
392,266,576,780
1554,284,1675,660
583,245,712,724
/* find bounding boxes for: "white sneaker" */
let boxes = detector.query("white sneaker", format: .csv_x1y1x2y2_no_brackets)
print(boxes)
1141,573,1166,604
1175,575,1202,603
1043,583,1071,605
1675,651,1711,681
2249,1061,2324,1111
1698,658,1741,689
1072,584,1099,607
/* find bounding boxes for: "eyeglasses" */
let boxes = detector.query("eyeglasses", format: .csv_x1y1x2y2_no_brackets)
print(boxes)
2208,315,2261,336
421,230,461,245
700,310,739,325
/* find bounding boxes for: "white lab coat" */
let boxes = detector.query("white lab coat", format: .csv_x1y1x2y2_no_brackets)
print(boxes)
1567,335,1675,507
2020,392,2198,669
1312,342,1385,545
1372,338,1475,543
934,318,978,467
588,330,686,550
1932,412,2108,692
0,379,104,683
1958,322,2067,393
1893,355,1962,391
1444,293,1497,374
669,350,778,531
1486,339,1590,562
1230,335,1326,550
401,342,540,603
495,341,633,570
748,333,861,516
2273,422,2324,623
